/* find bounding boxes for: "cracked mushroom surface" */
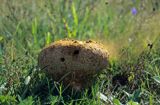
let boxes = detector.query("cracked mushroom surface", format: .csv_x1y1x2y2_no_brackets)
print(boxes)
38,39,109,91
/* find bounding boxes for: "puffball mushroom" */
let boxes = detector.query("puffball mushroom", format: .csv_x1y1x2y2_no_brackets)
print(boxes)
38,39,109,91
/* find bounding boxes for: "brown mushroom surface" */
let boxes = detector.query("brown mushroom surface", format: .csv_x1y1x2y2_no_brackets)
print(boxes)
38,39,109,91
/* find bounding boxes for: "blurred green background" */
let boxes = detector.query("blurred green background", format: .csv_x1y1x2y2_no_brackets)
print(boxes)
0,0,160,59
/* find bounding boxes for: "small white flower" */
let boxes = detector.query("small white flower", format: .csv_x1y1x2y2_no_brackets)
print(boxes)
25,76,31,85
128,38,132,42
0,83,7,93
33,68,37,72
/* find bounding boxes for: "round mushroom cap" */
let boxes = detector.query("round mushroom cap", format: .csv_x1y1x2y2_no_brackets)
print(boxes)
38,39,109,91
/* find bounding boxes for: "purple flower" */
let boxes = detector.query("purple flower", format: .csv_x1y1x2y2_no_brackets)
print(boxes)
131,7,137,15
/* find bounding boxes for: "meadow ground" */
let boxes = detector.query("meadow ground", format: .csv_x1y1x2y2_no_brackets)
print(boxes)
0,0,160,105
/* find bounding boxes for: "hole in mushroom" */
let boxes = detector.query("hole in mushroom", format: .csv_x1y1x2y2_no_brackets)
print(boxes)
73,50,79,55
86,40,92,43
60,57,65,62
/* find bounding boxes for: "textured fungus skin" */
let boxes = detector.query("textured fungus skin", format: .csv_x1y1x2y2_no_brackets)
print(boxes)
38,39,109,91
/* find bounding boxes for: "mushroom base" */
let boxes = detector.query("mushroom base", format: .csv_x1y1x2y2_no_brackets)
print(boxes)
47,70,98,91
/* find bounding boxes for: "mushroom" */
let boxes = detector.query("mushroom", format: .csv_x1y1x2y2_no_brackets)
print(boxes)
38,39,109,91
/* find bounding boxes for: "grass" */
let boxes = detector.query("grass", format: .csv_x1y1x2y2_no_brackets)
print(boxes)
0,0,160,104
